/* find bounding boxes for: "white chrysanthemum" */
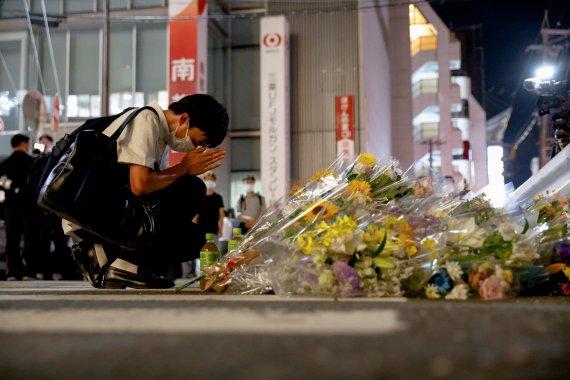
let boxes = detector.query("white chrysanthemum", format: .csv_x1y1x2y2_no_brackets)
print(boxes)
510,240,539,263
343,230,365,255
425,283,441,299
463,227,489,248
498,221,518,241
445,284,469,300
444,261,463,281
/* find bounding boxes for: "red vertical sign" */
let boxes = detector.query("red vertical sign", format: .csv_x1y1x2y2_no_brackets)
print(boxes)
168,0,208,166
52,93,60,132
336,95,355,163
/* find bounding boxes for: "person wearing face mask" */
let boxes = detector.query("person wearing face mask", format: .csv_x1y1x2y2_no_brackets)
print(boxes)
193,171,225,238
66,94,229,289
235,175,266,235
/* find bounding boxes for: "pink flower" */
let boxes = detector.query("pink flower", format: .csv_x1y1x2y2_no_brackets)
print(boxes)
479,275,505,300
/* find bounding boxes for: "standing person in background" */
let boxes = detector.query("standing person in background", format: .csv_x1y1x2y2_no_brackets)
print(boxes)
218,209,234,254
0,134,39,280
193,172,225,244
186,171,224,278
235,175,266,235
36,134,75,281
38,134,54,153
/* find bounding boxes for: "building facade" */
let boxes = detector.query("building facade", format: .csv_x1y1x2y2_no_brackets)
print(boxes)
0,0,487,208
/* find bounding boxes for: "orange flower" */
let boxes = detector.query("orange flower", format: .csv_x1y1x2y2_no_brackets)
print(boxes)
303,200,338,223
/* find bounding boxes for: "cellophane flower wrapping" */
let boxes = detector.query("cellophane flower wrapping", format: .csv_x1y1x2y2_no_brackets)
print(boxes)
197,153,570,300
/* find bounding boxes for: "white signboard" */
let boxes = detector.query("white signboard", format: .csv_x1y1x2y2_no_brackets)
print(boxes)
260,16,290,206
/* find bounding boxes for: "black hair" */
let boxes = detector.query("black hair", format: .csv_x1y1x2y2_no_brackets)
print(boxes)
242,175,256,182
39,134,54,142
11,134,30,148
168,94,229,148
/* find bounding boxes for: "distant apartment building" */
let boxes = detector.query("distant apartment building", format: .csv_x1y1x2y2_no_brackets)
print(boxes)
405,4,487,188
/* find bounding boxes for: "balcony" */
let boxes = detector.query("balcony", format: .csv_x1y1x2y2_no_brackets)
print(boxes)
412,78,438,98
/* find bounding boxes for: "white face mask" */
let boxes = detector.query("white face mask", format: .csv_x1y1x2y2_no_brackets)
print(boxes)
204,180,216,190
244,184,255,193
168,122,195,152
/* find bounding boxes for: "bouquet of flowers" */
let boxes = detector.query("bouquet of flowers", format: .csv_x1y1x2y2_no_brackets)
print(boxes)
179,153,570,300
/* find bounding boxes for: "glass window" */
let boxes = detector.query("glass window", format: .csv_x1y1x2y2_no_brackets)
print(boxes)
0,0,25,17
109,27,133,93
132,0,164,8
41,30,66,100
231,137,260,171
208,26,228,106
31,0,61,14
96,0,128,11
66,0,95,13
68,29,100,117
231,18,259,47
136,24,167,104
231,47,259,130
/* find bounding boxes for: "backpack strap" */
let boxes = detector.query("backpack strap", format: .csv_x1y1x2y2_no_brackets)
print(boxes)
109,106,158,144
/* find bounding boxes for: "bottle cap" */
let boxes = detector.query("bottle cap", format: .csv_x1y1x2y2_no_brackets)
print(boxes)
205,233,216,240
233,227,242,234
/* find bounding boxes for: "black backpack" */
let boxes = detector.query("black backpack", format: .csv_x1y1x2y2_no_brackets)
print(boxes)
27,107,138,205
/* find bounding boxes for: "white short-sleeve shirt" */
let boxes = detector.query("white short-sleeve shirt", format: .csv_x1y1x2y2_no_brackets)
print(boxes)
103,102,170,170
63,102,170,235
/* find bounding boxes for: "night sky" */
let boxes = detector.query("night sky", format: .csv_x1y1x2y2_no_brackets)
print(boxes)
431,0,570,187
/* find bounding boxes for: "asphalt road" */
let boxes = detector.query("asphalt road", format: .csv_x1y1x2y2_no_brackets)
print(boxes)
1,281,569,380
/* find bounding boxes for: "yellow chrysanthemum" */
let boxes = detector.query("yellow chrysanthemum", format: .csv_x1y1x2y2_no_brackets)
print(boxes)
321,215,358,247
295,235,313,255
363,224,385,243
308,168,336,183
303,200,338,223
421,237,437,251
347,179,371,197
357,153,377,167
405,245,418,257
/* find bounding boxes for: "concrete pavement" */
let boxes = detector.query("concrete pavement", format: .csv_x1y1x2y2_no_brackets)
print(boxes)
1,280,569,380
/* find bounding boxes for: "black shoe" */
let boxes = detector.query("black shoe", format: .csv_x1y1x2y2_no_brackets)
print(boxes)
71,241,106,288
101,266,175,289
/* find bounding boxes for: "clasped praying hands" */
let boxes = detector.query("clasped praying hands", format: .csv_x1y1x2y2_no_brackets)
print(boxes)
182,146,225,176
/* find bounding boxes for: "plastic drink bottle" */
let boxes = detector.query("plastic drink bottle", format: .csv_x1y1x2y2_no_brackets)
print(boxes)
199,233,220,278
227,227,243,253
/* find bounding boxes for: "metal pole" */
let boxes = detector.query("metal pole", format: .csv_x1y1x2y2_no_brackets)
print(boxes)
101,0,110,116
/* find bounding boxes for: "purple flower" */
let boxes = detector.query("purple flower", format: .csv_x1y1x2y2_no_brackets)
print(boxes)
332,261,364,297
297,256,318,285
555,243,570,264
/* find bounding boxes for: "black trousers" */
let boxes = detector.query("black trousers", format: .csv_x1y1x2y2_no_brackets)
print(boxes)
4,205,40,278
146,175,207,268
78,175,206,273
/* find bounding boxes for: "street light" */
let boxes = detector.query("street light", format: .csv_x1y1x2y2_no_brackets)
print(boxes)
536,65,554,80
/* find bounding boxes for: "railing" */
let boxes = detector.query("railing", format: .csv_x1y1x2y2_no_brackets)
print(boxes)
412,78,438,98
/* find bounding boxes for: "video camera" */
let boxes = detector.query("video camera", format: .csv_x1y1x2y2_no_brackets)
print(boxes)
524,78,570,156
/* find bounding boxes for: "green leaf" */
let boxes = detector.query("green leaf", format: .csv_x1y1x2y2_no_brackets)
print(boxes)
373,256,396,269
522,218,529,235
372,231,388,258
